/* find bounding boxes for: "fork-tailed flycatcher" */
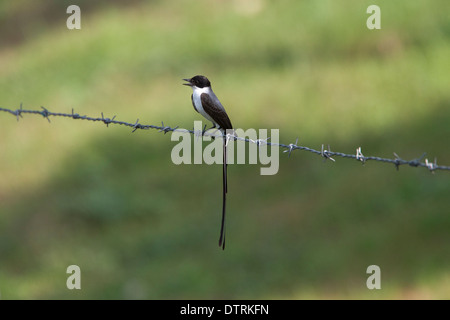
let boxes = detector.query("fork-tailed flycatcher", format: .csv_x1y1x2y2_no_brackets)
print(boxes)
183,75,232,250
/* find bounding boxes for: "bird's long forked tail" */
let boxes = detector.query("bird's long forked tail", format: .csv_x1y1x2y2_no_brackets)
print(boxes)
219,136,227,250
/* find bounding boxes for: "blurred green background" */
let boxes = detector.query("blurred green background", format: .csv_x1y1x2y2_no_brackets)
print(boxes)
0,0,449,299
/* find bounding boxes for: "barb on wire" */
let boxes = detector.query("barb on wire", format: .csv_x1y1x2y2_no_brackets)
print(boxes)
425,157,437,174
393,152,403,171
356,147,366,165
1,105,449,173
250,137,270,147
159,121,177,134
41,106,51,123
321,144,335,162
283,137,298,158
15,102,23,121
101,112,116,127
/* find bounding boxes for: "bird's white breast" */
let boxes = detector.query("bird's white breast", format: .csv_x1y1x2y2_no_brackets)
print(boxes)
191,86,216,124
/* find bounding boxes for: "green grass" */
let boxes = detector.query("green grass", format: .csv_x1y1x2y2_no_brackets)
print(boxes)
0,0,449,299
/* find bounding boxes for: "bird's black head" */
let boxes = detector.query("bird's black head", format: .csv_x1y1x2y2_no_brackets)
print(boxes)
183,75,211,88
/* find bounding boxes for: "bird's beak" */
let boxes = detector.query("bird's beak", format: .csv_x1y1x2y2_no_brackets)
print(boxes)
182,78,192,86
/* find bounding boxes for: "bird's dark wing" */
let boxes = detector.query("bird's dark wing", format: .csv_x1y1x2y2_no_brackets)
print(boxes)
200,93,233,130
191,94,198,113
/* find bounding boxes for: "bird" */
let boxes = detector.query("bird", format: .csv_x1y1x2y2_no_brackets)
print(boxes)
183,75,233,250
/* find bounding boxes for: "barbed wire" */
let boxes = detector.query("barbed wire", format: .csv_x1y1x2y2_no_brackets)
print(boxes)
1,104,449,173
